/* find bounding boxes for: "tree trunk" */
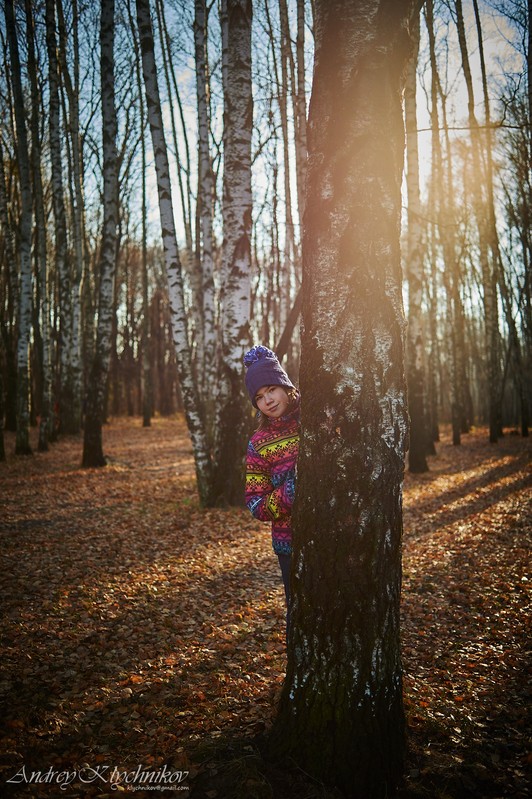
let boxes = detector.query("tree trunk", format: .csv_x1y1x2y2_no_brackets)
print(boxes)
442,110,468,445
499,265,529,435
269,2,417,795
0,136,19,434
276,286,303,360
528,0,532,167
424,0,440,452
0,365,5,462
404,12,428,472
5,0,33,455
294,0,308,235
82,0,118,468
278,0,297,339
57,0,83,433
136,0,213,505
210,0,253,506
125,0,152,427
454,0,501,442
25,0,52,452
155,0,194,259
473,0,528,436
194,0,217,406
140,76,152,428
45,0,72,437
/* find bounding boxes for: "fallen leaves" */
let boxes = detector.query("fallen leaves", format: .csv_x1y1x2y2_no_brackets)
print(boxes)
0,418,530,798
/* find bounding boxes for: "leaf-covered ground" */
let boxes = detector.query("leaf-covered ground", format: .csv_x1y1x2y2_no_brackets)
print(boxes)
0,418,530,798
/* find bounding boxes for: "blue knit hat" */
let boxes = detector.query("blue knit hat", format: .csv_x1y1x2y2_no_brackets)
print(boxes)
244,345,295,407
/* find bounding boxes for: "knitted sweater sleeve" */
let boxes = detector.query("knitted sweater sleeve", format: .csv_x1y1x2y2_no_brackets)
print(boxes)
245,441,295,522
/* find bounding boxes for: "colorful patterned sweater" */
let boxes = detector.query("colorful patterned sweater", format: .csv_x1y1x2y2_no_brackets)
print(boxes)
245,407,299,555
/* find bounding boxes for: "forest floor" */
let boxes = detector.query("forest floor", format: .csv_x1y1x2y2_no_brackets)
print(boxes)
0,418,530,799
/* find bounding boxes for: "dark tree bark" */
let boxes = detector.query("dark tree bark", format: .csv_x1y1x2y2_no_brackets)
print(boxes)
25,0,52,452
5,0,33,455
454,0,501,442
45,0,73,435
0,136,19,435
0,365,5,462
268,1,419,796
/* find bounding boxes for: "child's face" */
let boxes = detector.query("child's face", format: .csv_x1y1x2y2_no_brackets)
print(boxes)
255,385,290,419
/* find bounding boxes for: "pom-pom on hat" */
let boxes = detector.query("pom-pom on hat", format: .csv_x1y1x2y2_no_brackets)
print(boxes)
244,345,295,407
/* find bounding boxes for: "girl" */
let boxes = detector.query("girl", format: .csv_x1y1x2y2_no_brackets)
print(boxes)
244,345,300,637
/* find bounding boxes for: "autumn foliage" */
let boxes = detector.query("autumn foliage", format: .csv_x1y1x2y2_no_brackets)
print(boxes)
0,418,530,798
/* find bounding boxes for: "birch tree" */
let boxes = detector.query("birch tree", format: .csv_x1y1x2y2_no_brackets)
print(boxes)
454,0,501,442
472,0,528,436
269,1,419,795
5,0,33,455
424,0,442,450
25,0,52,452
194,0,216,402
0,136,19,435
404,12,428,472
211,0,253,505
277,0,297,332
427,7,468,445
45,0,72,435
124,0,152,427
294,0,308,235
82,0,119,467
57,0,84,433
135,0,213,504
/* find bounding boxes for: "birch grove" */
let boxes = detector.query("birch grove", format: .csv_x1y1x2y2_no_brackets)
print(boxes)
0,0,530,488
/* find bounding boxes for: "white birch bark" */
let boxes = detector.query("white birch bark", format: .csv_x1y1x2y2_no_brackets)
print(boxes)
5,0,33,455
135,0,213,504
211,0,253,504
126,0,153,427
194,0,216,402
155,0,194,258
57,0,83,433
82,0,119,467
